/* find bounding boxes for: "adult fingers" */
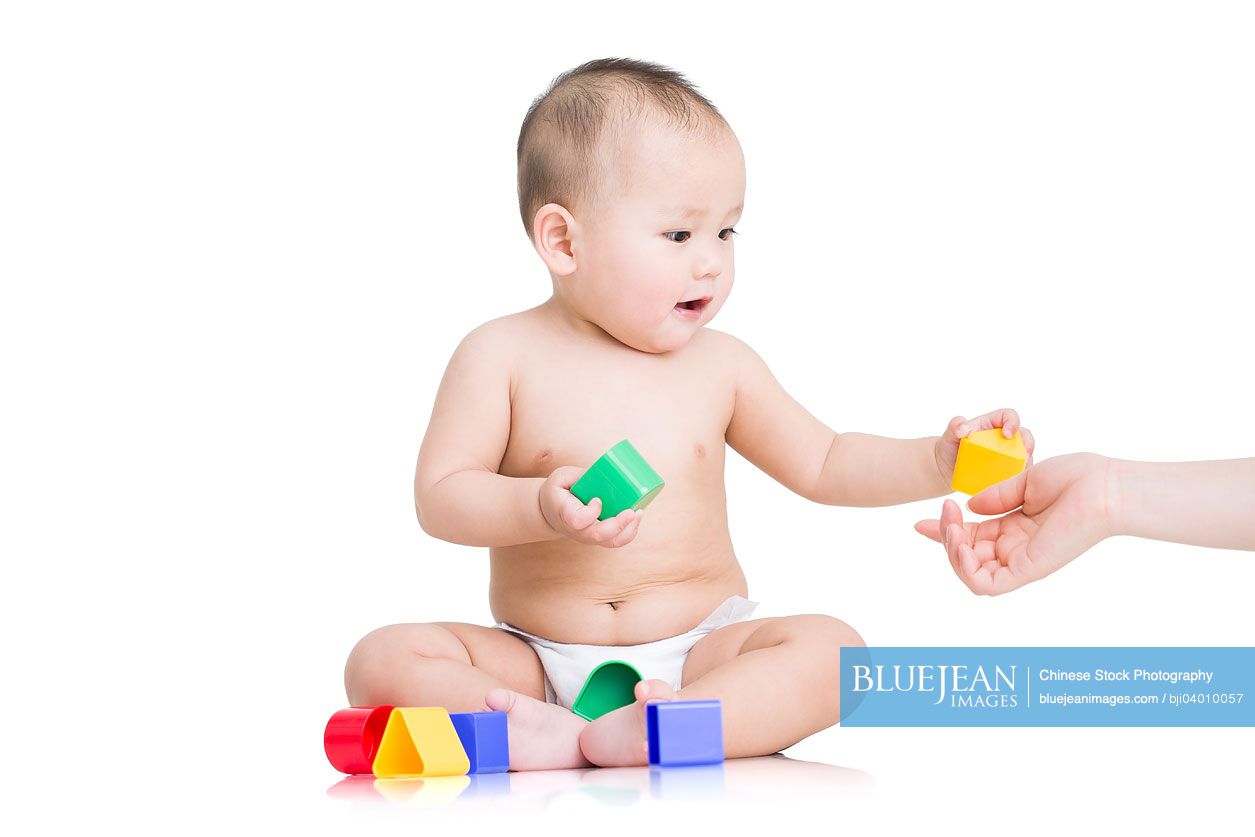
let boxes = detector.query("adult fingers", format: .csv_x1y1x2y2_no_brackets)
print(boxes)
958,542,984,584
950,531,984,595
961,546,999,595
944,523,964,578
915,519,943,542
968,469,1029,515
940,499,964,539
914,498,968,543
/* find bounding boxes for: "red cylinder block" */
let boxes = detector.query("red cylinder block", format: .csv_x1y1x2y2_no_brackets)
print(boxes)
324,705,394,774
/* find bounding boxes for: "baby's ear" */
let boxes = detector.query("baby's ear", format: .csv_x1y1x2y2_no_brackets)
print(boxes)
533,203,577,276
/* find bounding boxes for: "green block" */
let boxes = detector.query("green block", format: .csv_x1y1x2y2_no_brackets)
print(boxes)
572,661,643,721
570,439,664,521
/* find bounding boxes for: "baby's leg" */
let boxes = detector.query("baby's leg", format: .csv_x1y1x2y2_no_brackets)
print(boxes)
344,622,590,770
579,615,862,766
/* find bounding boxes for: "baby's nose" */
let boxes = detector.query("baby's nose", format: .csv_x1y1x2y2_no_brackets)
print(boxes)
694,248,724,280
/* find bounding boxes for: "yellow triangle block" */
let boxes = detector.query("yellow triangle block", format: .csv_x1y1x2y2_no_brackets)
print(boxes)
951,429,1027,495
372,708,470,778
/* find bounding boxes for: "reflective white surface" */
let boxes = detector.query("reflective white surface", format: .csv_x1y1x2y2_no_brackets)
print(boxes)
325,754,874,810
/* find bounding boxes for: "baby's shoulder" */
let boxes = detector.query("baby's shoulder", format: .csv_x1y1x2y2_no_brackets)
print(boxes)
691,326,757,366
694,325,745,350
444,308,562,387
686,328,775,397
450,310,538,356
438,314,535,394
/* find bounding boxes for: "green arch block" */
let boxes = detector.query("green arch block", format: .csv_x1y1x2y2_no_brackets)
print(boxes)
572,660,643,721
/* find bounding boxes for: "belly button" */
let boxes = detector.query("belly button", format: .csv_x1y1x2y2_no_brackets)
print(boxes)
607,601,623,611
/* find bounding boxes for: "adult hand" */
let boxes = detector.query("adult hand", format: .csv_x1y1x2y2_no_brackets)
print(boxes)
914,453,1116,595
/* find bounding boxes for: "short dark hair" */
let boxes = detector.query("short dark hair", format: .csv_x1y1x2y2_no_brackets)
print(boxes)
516,58,728,239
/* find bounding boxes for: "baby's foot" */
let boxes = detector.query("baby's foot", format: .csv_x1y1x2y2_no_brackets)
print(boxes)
577,679,675,767
485,688,591,772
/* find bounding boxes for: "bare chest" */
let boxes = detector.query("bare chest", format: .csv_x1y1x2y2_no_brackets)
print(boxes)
500,340,734,491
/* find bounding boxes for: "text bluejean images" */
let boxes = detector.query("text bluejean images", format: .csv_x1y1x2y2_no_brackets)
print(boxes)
839,648,1255,726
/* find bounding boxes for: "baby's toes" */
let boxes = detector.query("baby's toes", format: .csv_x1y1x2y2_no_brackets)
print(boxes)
485,687,517,713
635,678,675,705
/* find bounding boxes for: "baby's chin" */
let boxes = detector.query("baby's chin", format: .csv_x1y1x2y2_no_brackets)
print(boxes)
621,323,705,355
591,305,712,354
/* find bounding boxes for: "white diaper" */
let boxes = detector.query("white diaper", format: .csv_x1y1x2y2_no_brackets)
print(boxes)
494,595,759,709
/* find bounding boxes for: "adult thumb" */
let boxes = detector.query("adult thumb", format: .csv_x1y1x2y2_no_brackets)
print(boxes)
968,468,1029,515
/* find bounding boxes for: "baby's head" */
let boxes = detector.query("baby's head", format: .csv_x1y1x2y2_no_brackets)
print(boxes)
518,58,745,354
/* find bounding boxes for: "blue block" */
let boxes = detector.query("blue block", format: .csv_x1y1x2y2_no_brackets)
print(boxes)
646,700,724,766
449,710,510,774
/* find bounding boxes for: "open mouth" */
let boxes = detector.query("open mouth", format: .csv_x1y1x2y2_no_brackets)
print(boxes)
674,296,712,316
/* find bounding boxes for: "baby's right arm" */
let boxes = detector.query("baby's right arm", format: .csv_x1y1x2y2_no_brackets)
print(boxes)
414,324,558,547
413,324,641,549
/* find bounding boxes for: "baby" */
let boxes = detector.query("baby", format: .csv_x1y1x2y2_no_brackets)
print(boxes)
344,58,1032,770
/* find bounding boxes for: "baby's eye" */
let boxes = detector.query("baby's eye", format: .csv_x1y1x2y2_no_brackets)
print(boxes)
719,227,738,241
665,231,691,243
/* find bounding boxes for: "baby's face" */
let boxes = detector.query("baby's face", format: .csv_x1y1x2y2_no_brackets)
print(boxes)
570,120,745,353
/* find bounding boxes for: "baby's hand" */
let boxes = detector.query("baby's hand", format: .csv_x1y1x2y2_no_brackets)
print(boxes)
539,466,642,548
934,408,1035,482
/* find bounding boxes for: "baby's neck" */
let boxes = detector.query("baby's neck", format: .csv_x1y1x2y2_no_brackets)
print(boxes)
539,296,624,349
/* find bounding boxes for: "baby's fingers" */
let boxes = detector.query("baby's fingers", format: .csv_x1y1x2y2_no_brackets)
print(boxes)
959,408,1020,439
942,415,967,443
604,511,643,548
581,509,636,546
563,494,601,530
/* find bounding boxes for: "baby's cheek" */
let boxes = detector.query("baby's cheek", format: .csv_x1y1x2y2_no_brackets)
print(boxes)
613,275,668,319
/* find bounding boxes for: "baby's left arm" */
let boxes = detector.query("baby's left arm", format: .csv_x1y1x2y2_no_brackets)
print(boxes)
722,334,1033,507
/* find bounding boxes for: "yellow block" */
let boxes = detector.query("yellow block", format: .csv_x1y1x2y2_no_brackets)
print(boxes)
951,429,1027,495
372,708,470,778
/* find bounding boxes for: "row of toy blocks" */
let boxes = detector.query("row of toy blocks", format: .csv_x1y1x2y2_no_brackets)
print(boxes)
324,706,509,776
325,699,726,774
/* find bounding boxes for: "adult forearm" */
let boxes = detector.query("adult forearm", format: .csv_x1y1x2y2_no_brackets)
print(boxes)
416,470,559,547
814,432,952,507
1111,458,1255,550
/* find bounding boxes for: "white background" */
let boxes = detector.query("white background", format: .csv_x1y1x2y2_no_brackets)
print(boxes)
3,1,1253,832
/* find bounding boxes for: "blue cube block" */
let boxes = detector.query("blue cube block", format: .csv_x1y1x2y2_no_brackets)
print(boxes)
646,700,724,766
449,710,510,774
